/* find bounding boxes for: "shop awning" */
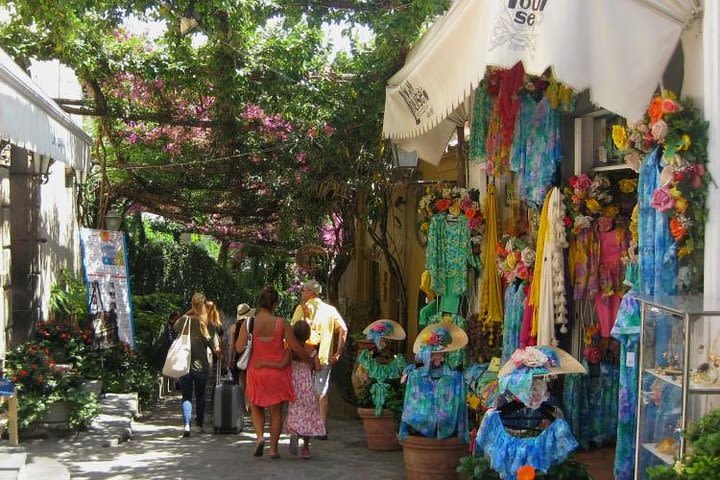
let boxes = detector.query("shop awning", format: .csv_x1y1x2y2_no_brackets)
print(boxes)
0,48,92,172
383,0,701,164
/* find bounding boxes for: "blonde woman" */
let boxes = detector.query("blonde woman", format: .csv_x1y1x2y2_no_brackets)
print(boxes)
174,292,220,437
204,300,226,415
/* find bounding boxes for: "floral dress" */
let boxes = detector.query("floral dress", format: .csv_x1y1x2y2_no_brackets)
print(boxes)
399,363,468,442
510,95,563,206
501,283,527,363
426,213,477,313
284,358,325,437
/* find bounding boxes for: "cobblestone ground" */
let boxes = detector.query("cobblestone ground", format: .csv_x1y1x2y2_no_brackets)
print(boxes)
24,394,405,480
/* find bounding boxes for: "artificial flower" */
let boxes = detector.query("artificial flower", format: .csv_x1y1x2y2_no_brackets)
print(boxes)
670,217,687,241
650,119,668,143
506,253,517,270
420,222,429,233
679,134,691,151
435,198,451,212
575,174,592,191
516,462,535,479
678,244,693,258
573,215,592,231
669,187,682,199
586,198,602,214
675,196,689,214
442,188,452,199
650,187,675,212
460,197,474,211
618,178,638,193
466,393,481,411
612,125,628,151
522,347,549,368
648,97,664,124
464,208,477,219
469,215,481,230
603,205,619,218
662,98,679,114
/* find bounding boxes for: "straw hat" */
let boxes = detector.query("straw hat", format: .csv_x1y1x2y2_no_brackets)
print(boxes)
363,319,406,341
498,346,586,378
413,322,468,354
236,303,256,321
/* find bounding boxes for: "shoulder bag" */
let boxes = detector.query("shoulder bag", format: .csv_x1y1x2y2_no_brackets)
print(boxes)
162,316,192,379
236,317,254,371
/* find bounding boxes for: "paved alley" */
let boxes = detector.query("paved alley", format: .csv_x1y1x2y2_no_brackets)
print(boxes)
22,394,404,480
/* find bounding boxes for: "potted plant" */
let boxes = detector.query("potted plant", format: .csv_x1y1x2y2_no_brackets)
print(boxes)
355,320,407,451
399,323,470,480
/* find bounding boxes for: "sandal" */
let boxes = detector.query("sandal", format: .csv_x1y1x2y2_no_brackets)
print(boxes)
253,441,265,457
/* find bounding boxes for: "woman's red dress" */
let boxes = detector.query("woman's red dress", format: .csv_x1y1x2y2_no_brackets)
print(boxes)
246,318,294,407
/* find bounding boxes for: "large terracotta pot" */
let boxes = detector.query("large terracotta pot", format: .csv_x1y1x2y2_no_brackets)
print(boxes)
400,435,468,480
357,407,400,451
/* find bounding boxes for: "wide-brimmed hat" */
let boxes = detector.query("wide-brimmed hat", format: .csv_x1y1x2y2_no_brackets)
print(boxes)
413,322,468,354
236,303,256,320
363,319,406,349
498,346,586,378
498,346,585,408
302,280,322,295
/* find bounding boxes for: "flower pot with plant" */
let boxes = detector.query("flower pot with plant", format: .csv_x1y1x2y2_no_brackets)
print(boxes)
355,320,407,451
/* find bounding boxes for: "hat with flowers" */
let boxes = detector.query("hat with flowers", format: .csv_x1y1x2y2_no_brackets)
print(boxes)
362,319,406,350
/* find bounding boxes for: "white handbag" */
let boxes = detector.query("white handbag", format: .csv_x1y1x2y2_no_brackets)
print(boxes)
236,317,254,370
162,317,192,379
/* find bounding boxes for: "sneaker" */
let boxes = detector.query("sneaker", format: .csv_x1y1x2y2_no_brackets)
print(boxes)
289,432,299,456
182,425,191,438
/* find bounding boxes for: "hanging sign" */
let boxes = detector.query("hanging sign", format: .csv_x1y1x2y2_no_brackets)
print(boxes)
79,228,135,349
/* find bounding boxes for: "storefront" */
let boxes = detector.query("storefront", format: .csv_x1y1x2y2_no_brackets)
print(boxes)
0,47,92,358
380,1,718,479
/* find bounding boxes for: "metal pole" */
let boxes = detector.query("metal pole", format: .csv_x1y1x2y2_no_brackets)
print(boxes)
680,312,691,457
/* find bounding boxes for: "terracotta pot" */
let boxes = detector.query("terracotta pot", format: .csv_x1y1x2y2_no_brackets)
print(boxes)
400,435,468,480
357,407,400,451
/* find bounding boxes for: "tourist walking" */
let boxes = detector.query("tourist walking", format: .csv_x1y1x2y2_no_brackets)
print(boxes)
255,321,325,459
174,292,221,437
235,286,309,458
228,303,255,386
204,300,225,415
291,280,348,437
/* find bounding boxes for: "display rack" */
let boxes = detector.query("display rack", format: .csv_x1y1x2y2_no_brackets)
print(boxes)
632,294,720,479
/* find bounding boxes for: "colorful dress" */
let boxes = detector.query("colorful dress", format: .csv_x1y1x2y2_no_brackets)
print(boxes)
246,318,294,407
469,81,492,163
510,95,562,206
426,213,477,313
501,283,526,363
284,359,325,437
475,408,578,480
399,363,468,442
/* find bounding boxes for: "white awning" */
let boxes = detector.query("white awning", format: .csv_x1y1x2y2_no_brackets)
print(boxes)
383,0,701,164
0,48,92,172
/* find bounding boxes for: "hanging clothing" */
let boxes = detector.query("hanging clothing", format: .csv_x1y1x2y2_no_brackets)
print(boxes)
529,188,568,346
502,283,527,363
510,95,563,206
426,213,477,306
476,409,578,480
469,81,492,163
568,228,600,301
485,63,525,176
399,363,469,442
479,184,504,341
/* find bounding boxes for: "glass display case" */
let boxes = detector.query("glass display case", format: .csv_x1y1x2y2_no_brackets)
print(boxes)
633,294,720,479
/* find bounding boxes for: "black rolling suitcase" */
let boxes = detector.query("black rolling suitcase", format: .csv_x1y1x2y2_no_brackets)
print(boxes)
213,368,244,434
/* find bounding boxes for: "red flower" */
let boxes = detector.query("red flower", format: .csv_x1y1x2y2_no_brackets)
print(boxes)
19,369,28,377
670,217,687,241
435,198,451,212
517,465,536,480
563,215,572,228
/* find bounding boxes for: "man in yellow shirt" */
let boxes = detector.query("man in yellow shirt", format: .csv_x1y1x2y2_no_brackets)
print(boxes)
291,279,348,438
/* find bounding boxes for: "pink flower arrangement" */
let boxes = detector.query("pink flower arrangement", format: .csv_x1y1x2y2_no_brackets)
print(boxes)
650,187,675,212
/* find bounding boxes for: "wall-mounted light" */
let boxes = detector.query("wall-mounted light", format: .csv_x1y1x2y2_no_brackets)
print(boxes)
104,211,123,231
391,143,419,169
73,167,89,185
31,152,53,184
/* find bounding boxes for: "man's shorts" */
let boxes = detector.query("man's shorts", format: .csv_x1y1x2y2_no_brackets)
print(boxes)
314,365,332,397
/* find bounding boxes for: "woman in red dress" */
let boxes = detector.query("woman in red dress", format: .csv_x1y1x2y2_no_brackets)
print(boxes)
235,285,309,458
